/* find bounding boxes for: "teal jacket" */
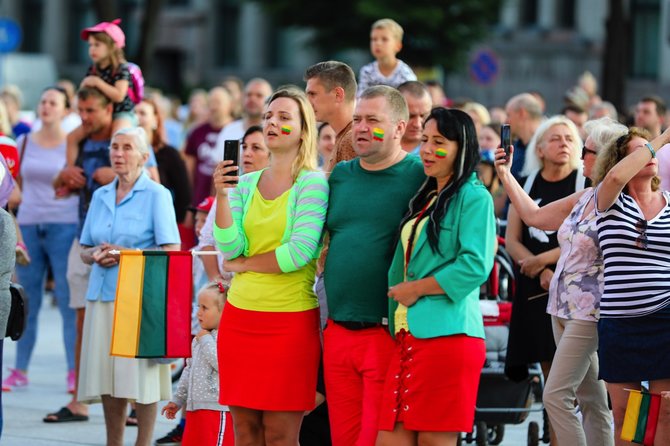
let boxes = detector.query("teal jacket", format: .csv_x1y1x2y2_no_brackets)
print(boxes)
388,173,496,339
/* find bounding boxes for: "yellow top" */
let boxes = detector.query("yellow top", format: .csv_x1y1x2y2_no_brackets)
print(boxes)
394,212,430,334
228,188,318,312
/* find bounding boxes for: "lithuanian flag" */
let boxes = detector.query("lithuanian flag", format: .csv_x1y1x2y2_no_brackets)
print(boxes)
111,251,193,359
621,389,661,445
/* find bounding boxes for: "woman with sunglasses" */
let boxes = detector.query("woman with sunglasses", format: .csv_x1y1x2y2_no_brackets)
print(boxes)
494,117,621,446
592,125,670,446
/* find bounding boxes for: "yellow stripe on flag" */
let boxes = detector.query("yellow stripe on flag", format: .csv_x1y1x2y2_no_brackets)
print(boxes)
110,251,145,358
621,390,642,442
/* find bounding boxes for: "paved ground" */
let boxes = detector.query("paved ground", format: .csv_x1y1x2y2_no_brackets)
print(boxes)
1,298,544,445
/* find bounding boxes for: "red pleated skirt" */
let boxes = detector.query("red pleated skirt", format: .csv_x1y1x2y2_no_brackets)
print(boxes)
218,302,320,411
378,330,485,432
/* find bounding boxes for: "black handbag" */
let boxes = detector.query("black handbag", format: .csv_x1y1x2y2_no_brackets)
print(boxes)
5,282,27,341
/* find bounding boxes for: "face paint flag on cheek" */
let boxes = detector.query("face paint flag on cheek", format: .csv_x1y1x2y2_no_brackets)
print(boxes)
435,148,447,158
372,128,384,141
281,125,292,135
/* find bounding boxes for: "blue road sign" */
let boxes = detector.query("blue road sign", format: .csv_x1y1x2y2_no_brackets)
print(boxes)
470,49,499,85
0,18,21,53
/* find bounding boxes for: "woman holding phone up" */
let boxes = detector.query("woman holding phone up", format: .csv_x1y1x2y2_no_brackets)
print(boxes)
212,86,328,445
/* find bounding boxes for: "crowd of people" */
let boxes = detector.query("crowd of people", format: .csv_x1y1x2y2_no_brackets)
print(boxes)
0,14,669,446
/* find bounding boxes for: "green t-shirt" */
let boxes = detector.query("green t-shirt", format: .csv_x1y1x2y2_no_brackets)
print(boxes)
324,155,425,323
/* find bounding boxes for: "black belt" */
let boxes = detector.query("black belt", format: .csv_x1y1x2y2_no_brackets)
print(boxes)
332,320,385,330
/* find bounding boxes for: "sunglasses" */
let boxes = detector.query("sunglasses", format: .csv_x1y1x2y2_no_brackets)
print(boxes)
581,146,598,160
635,219,648,250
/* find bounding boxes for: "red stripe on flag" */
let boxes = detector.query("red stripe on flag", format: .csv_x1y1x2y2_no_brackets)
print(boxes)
643,394,661,445
166,251,193,358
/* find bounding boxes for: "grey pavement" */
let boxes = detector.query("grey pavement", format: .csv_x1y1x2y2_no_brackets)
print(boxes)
1,297,175,446
1,298,543,445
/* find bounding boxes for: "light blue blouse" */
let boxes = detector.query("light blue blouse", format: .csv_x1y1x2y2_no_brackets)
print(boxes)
80,172,180,302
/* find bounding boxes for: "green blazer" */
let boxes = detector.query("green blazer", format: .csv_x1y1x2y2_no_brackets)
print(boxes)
388,173,496,339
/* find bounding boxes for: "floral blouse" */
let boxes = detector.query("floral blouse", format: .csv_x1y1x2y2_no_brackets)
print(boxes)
547,188,603,322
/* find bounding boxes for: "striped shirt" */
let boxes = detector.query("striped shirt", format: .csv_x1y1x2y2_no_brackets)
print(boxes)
595,188,670,318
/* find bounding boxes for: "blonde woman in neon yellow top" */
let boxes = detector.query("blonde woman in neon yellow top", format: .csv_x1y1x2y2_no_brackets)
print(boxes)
212,86,328,445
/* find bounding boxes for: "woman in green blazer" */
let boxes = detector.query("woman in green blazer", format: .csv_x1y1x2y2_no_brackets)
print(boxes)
376,108,496,446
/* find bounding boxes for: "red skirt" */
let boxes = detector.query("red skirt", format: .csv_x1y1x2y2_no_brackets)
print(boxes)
218,302,320,411
378,330,485,432
182,410,233,446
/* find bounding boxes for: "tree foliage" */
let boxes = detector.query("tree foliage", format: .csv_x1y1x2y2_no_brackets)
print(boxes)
250,0,501,70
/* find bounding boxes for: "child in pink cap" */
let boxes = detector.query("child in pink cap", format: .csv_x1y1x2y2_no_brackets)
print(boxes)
58,19,138,196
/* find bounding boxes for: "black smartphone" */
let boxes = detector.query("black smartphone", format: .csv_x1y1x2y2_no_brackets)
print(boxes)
500,124,511,155
223,139,240,184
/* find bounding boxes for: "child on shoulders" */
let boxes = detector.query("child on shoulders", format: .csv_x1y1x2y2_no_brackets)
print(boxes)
357,18,417,97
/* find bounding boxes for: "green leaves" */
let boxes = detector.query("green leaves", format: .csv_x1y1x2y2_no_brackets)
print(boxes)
250,0,501,69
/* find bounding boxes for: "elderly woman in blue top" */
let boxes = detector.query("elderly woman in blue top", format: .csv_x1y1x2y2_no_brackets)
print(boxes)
76,127,180,446
377,108,495,446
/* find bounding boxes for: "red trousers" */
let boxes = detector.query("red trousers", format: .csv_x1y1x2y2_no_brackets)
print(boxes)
323,320,395,446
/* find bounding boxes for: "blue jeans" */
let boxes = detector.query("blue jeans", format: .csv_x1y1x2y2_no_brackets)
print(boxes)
15,223,77,372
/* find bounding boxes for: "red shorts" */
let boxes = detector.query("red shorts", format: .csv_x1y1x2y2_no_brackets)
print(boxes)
378,330,485,432
218,302,320,411
182,410,233,446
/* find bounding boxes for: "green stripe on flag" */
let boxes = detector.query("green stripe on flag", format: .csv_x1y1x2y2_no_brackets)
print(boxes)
138,251,168,357
634,392,651,444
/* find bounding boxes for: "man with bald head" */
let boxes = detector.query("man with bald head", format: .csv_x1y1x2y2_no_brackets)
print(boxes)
398,81,432,154
214,78,273,171
184,87,234,206
505,93,544,178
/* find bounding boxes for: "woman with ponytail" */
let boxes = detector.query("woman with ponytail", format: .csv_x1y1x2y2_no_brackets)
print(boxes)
377,108,496,446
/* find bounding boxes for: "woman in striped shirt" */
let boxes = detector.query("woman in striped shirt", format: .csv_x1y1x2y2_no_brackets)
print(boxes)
593,125,670,446
212,86,328,445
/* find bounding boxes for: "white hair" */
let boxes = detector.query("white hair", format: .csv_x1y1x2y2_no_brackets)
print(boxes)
583,117,628,152
521,115,583,176
112,127,150,155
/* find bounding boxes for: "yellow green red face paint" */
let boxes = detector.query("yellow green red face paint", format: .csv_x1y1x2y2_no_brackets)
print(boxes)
372,127,384,141
435,148,447,158
281,125,292,135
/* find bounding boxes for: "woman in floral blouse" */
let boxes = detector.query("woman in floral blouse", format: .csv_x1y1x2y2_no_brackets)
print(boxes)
493,117,625,446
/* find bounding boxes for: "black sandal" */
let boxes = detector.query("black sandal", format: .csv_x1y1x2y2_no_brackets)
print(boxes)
126,408,138,426
43,407,89,423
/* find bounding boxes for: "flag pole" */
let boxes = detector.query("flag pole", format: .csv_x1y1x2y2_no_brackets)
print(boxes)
109,250,219,256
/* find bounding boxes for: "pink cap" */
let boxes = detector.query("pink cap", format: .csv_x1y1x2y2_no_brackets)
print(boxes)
81,18,125,48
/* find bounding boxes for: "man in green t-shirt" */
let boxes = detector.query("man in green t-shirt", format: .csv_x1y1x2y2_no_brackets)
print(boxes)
323,85,425,446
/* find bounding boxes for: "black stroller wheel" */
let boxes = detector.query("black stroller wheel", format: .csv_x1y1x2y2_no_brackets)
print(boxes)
527,421,540,446
489,424,505,445
475,421,488,446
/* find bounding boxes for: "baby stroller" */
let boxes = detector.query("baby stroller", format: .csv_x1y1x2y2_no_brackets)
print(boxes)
460,236,546,446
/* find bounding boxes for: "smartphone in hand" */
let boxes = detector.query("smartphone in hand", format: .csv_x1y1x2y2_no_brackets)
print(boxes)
500,124,511,156
223,140,240,184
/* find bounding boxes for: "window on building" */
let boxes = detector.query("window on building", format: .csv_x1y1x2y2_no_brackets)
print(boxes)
215,0,240,67
631,0,660,78
20,0,44,53
67,0,95,64
520,0,538,27
557,0,575,29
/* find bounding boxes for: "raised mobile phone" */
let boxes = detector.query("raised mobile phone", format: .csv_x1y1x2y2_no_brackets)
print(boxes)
223,140,240,184
500,124,511,156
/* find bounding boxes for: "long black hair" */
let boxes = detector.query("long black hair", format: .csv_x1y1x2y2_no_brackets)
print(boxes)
399,107,480,253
